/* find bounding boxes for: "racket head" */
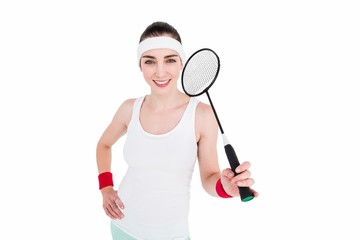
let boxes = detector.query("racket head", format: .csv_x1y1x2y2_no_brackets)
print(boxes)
181,48,220,97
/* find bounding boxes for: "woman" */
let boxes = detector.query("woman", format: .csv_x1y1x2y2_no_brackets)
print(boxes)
96,21,258,240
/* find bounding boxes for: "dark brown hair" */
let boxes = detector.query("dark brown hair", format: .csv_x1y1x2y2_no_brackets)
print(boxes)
139,21,182,44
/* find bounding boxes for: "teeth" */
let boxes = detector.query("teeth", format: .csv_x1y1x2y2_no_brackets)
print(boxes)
154,80,169,85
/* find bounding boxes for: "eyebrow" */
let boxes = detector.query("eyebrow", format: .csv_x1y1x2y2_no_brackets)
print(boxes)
142,54,180,59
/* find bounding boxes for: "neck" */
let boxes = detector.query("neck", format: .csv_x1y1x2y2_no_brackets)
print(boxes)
144,91,189,111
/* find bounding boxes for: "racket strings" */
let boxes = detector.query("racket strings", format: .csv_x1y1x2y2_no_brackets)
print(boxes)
182,50,219,95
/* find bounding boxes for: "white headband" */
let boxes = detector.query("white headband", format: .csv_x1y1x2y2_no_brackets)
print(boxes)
137,36,186,64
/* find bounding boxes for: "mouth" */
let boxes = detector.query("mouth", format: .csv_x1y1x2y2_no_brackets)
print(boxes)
153,79,171,88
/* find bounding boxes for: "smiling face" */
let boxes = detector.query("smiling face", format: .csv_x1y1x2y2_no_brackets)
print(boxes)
140,48,183,94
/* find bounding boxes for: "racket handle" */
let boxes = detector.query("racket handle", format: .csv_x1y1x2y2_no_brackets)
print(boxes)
224,144,254,202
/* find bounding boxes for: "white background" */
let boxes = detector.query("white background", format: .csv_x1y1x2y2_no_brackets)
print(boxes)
1,1,359,239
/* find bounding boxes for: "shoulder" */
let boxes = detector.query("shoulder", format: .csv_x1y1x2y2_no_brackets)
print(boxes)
120,98,137,111
195,101,215,120
195,100,218,141
112,97,137,126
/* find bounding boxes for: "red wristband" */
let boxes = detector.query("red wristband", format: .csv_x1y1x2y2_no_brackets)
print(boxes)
98,172,114,190
216,178,233,198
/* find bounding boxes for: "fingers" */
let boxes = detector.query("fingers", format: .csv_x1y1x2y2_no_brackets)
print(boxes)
104,201,124,220
222,161,258,197
235,161,251,174
251,188,259,198
115,198,125,210
231,169,254,187
222,161,255,188
234,177,255,187
103,195,125,220
232,168,251,181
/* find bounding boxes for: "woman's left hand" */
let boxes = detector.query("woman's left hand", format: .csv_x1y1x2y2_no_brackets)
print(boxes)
220,161,259,198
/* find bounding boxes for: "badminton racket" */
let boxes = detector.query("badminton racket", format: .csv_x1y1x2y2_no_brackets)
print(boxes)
181,48,254,202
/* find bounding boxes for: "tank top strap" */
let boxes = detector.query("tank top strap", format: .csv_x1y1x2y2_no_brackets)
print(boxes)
130,96,145,123
182,97,199,123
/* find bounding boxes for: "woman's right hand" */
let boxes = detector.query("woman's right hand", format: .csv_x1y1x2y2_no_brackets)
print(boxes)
101,187,125,219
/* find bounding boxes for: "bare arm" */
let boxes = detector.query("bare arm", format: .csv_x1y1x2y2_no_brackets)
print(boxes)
196,102,258,198
96,98,134,173
96,98,134,219
196,102,221,197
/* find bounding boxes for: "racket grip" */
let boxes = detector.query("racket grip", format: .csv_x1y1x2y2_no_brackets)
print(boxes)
224,144,254,202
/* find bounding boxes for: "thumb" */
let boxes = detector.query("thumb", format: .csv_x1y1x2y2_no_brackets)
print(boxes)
222,168,234,179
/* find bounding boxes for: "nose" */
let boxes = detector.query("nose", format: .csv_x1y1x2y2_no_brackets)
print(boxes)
155,62,167,78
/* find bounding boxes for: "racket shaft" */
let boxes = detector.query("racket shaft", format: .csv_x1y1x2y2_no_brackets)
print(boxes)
224,144,254,202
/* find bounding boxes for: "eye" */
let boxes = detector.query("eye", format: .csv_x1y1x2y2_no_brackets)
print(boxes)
166,58,177,63
144,59,155,65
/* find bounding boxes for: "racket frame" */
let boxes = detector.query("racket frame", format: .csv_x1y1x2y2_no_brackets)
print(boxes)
181,48,254,202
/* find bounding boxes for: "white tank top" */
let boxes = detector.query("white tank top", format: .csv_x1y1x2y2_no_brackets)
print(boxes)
112,96,199,240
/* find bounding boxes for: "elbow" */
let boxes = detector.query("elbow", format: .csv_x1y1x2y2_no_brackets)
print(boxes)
96,140,112,158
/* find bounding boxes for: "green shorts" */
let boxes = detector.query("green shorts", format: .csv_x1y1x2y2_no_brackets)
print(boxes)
110,222,191,240
111,222,137,240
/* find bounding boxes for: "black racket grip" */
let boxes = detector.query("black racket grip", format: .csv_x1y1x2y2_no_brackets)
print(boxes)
224,144,254,202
